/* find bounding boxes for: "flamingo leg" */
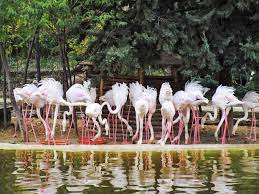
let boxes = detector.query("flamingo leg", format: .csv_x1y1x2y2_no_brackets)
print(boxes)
148,113,154,143
132,113,139,142
221,109,228,144
215,109,226,142
91,117,101,141
137,116,144,144
29,104,38,142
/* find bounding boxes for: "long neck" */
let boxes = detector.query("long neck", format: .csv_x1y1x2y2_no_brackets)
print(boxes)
101,102,121,114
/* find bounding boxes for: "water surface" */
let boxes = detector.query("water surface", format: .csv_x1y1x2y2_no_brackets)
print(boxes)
1,148,259,193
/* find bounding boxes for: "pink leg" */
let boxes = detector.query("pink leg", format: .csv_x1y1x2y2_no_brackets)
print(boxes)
66,111,74,143
107,112,111,139
221,110,228,144
45,104,56,145
121,110,125,142
23,105,29,143
114,115,118,144
177,119,184,145
170,122,174,144
85,117,90,144
29,105,38,142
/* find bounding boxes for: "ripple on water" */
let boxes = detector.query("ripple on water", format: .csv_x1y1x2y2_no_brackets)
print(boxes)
0,149,259,193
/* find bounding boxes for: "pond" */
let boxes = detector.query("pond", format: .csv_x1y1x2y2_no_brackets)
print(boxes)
1,148,259,193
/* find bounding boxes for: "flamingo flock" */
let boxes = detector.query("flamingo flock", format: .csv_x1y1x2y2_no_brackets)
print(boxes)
13,78,259,145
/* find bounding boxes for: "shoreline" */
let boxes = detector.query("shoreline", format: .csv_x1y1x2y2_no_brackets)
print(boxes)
1,143,259,152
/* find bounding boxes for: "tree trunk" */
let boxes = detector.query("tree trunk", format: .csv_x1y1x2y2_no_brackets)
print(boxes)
58,31,69,92
63,27,72,86
3,70,7,129
35,28,41,82
255,65,259,92
0,43,25,139
23,29,37,84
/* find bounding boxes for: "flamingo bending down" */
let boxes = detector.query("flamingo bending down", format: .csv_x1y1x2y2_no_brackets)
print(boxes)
62,80,95,132
129,82,157,144
101,83,133,141
85,103,110,141
34,78,85,140
171,81,209,144
201,85,243,143
157,82,175,145
184,81,209,143
232,91,259,141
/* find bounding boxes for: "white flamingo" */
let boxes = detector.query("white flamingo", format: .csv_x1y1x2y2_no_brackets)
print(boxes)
129,82,157,144
34,78,83,139
157,82,175,145
201,85,243,143
101,83,133,140
232,91,259,141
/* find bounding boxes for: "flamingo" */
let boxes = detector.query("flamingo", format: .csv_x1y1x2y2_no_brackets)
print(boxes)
184,81,209,143
15,83,38,141
201,85,243,143
34,78,84,140
101,83,133,142
99,89,117,140
232,91,259,141
129,82,157,144
171,81,209,144
62,81,94,133
13,88,24,137
157,82,175,145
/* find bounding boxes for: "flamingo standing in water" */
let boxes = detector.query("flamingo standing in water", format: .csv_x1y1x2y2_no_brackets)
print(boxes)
201,85,243,143
129,82,157,144
232,91,259,141
101,83,133,142
157,82,175,145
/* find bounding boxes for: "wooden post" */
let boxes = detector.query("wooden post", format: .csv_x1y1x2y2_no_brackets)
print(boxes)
138,68,145,85
99,78,104,97
171,66,178,83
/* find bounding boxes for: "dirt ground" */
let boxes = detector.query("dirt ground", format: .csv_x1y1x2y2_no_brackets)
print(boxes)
0,118,258,145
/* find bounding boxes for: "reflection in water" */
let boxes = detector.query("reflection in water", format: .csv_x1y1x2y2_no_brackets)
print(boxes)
1,149,259,193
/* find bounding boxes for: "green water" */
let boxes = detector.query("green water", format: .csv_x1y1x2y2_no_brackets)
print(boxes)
0,149,259,193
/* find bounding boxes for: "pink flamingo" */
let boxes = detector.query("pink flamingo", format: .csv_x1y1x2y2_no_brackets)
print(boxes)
184,81,209,143
172,81,209,144
232,91,259,141
157,82,175,145
201,85,243,143
15,83,38,141
62,81,94,133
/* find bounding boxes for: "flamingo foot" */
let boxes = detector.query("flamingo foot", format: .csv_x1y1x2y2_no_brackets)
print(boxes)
137,140,142,145
128,126,133,136
185,134,189,145
214,133,219,142
132,133,138,142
